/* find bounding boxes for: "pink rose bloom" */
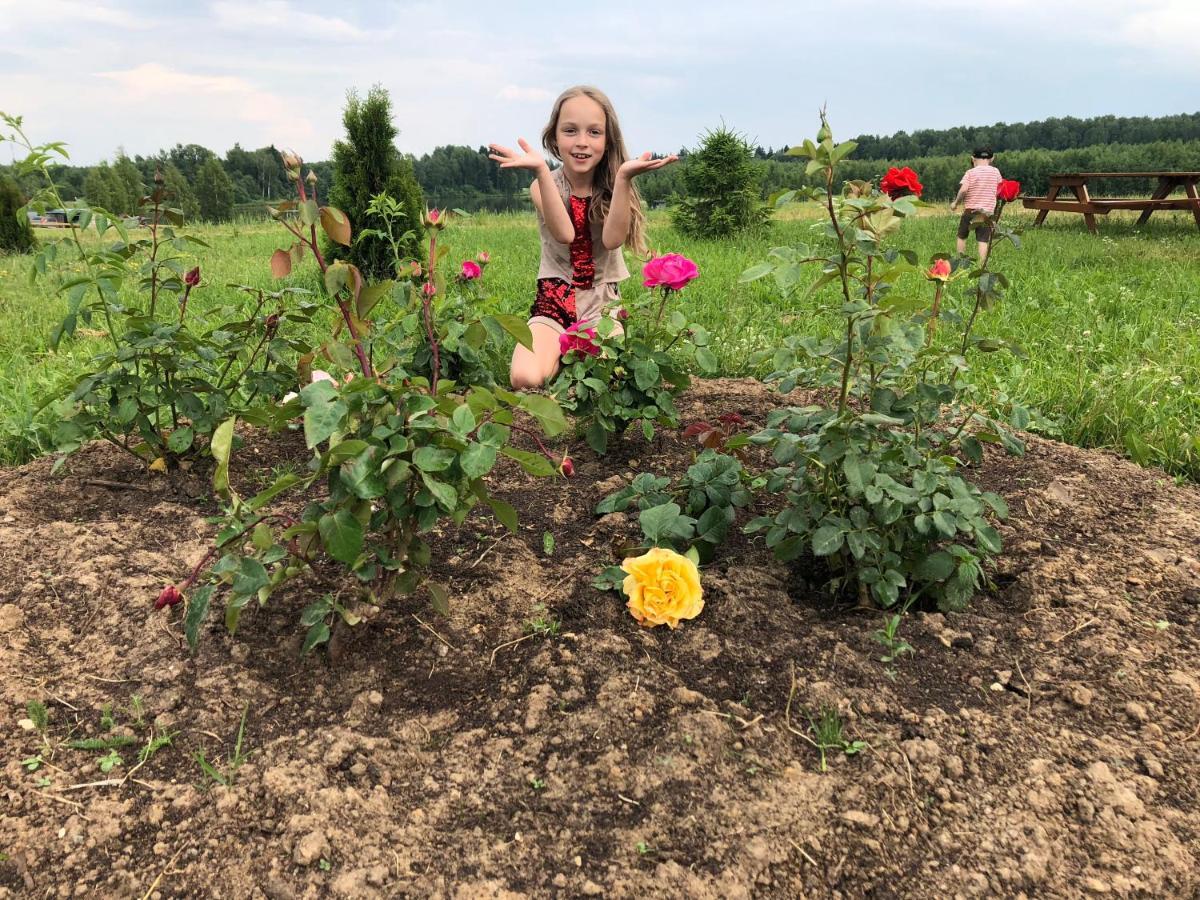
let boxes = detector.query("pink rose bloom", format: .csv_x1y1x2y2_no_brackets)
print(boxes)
642,253,699,291
926,259,951,281
461,260,482,280
559,322,600,358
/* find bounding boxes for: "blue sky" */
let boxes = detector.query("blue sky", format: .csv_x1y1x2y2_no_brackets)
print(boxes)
2,0,1198,165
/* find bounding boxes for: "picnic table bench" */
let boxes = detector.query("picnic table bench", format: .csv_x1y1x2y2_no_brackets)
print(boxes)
1022,172,1200,233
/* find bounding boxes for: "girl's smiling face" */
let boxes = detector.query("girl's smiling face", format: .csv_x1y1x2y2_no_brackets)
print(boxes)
556,94,607,180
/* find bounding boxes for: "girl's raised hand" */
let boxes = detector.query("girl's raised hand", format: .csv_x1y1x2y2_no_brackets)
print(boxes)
487,138,547,171
618,151,679,180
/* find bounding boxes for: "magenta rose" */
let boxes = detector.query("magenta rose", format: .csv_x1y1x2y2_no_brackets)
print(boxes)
642,253,699,291
461,260,482,280
558,322,600,358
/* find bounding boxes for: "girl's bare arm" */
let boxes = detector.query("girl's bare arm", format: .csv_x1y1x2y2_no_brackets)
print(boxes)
489,139,573,244
602,152,677,250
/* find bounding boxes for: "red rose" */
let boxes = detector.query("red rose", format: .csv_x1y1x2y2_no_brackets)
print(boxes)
996,180,1021,202
880,167,923,199
154,585,183,610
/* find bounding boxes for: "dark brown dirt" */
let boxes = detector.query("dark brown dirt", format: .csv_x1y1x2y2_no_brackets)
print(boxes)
1,378,1198,898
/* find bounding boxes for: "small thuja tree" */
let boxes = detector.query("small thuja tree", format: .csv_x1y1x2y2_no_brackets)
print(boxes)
743,113,1027,613
671,126,768,238
167,152,565,652
0,173,35,254
326,86,424,280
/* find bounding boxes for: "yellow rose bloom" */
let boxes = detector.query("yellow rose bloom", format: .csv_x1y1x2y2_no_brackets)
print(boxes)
621,547,704,629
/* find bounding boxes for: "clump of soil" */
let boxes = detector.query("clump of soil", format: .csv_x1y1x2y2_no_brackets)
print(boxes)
1,378,1198,898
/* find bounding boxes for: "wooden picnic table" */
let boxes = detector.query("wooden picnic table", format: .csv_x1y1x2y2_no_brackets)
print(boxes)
1022,172,1200,234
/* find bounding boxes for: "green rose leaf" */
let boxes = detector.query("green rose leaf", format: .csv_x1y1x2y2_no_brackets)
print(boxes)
319,509,363,565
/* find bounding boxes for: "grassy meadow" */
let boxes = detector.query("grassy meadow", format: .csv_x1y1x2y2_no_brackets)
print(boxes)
1,205,1198,478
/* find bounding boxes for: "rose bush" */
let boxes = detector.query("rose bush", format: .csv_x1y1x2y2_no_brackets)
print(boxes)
742,115,1027,614
549,253,716,453
622,547,704,629
170,153,565,652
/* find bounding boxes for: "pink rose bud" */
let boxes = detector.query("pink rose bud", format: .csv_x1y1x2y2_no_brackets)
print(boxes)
184,267,201,287
154,585,183,610
476,251,490,264
428,208,440,223
560,456,575,478
409,261,423,278
422,281,437,298
461,260,482,280
615,307,629,321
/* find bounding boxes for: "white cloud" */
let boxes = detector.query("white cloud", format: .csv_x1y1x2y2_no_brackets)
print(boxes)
0,0,147,32
210,0,374,42
497,85,554,103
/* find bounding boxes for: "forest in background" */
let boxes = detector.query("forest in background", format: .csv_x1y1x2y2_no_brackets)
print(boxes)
5,110,1200,219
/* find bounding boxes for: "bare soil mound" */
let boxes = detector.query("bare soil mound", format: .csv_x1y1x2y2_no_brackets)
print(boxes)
2,378,1198,898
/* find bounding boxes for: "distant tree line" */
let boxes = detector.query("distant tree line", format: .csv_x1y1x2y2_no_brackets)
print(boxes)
845,111,1200,161
1,144,335,222
4,109,1197,221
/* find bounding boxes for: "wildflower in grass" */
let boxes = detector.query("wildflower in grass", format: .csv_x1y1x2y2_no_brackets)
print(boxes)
154,585,183,610
997,179,1021,203
880,166,923,199
621,547,704,629
559,322,600,358
460,260,482,281
642,253,699,292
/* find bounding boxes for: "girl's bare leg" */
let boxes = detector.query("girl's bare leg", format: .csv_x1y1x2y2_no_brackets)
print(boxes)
510,323,563,389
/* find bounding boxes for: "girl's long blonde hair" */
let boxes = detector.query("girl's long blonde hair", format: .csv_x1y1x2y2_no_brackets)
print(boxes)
541,85,648,256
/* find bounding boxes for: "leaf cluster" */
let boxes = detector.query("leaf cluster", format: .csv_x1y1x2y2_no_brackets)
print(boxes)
550,299,717,454
596,449,752,562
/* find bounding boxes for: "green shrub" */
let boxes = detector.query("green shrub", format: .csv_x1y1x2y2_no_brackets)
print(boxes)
671,127,768,238
0,174,34,254
743,115,1027,613
326,86,424,280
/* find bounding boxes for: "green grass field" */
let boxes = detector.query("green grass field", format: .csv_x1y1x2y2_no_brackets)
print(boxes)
1,206,1198,478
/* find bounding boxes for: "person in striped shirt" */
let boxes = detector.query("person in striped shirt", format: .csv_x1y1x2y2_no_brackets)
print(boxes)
950,147,1004,262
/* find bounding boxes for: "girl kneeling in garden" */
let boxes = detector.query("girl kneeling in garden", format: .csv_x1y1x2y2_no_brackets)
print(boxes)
489,85,676,389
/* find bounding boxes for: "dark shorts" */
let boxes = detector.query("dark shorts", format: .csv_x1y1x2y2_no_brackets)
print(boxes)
957,210,993,242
